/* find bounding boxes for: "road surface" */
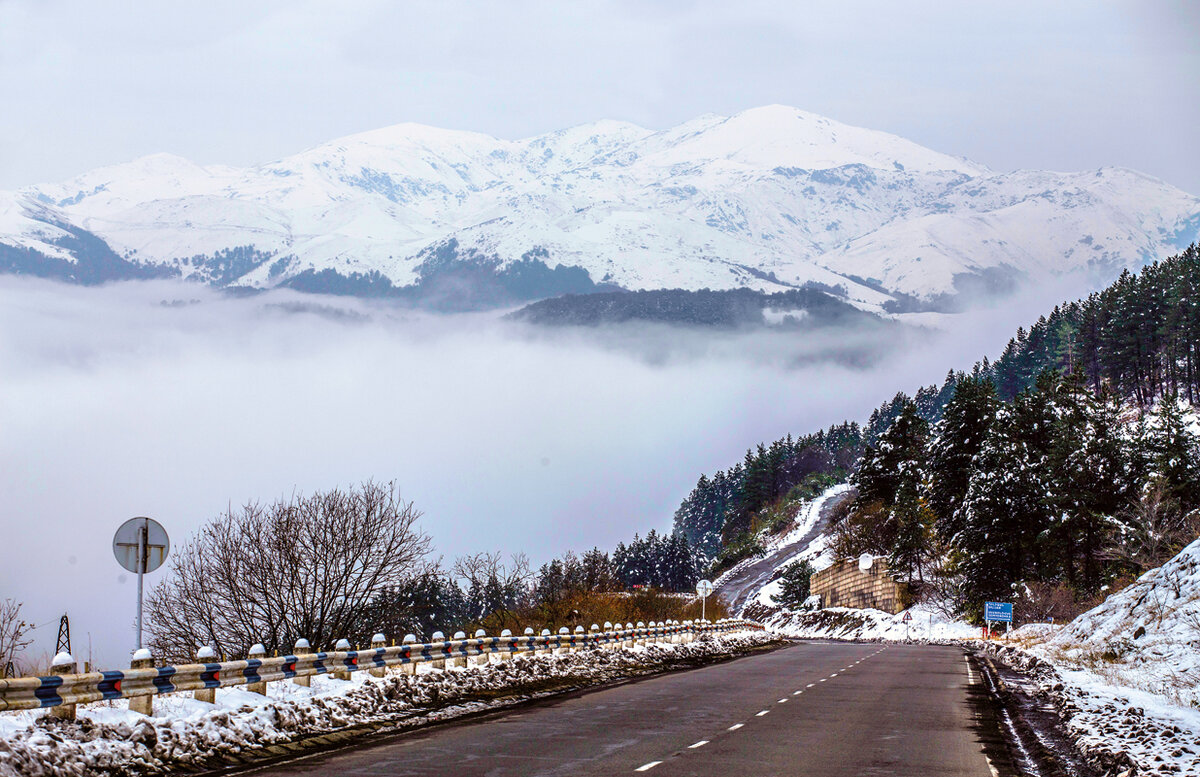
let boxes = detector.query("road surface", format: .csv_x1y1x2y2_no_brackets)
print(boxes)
246,641,1011,776
716,486,857,615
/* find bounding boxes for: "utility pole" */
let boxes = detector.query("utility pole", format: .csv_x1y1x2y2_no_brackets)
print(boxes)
56,614,71,656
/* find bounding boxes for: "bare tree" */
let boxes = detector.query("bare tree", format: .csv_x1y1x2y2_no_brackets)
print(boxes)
0,599,33,676
145,481,431,662
453,551,533,630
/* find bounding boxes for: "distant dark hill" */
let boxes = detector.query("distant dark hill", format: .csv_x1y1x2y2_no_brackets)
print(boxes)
508,287,885,329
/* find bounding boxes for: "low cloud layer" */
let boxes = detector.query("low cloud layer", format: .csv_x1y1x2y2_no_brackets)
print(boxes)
0,276,1080,664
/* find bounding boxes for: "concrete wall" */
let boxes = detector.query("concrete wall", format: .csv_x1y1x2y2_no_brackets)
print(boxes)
810,557,907,614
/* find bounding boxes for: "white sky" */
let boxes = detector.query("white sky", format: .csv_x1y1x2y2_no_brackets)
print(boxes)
1,0,1197,194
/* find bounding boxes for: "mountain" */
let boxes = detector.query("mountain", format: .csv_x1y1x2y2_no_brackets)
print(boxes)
3,105,1198,310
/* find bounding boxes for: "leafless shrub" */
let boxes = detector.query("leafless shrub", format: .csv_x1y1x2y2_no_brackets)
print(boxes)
1013,581,1102,625
145,481,431,662
0,599,33,676
1104,483,1200,574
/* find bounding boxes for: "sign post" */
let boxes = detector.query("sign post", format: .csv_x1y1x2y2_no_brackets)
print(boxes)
113,517,170,651
983,601,1013,640
901,609,912,641
696,579,714,623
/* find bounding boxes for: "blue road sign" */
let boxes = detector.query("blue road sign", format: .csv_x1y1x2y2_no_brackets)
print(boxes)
984,602,1013,623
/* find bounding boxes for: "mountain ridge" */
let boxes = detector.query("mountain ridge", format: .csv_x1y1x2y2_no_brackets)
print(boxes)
3,105,1197,310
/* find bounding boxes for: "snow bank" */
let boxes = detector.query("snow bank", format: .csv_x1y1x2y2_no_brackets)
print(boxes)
762,603,977,642
976,539,1200,776
1036,536,1200,709
981,641,1200,777
0,632,773,777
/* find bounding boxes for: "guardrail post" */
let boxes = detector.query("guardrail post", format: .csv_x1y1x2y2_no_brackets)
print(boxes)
623,622,634,648
129,648,155,716
520,627,535,656
573,626,585,651
333,639,353,680
589,623,600,649
636,621,646,646
472,630,489,665
602,622,613,650
556,627,569,654
452,632,468,667
293,638,312,687
194,646,217,702
370,634,387,678
246,644,267,695
539,629,551,655
401,634,418,675
49,652,77,720
431,631,446,670
498,629,513,661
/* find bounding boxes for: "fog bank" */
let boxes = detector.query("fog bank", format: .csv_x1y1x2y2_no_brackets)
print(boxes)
0,277,1079,665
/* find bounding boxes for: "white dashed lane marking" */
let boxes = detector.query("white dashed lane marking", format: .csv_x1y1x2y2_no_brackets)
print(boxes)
631,655,878,772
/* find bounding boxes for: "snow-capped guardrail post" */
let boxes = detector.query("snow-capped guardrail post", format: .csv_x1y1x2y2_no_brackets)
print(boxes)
472,630,489,666
498,629,513,661
369,634,387,678
129,648,155,716
430,632,446,670
555,627,569,654
333,639,353,680
452,632,468,667
636,621,646,645
399,634,417,675
195,646,217,703
49,652,77,720
519,627,534,656
293,638,312,687
573,625,584,651
246,644,268,695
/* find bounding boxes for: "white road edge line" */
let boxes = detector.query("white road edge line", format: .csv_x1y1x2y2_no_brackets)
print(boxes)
806,683,815,688
635,761,662,772
792,690,802,696
756,710,770,717
688,740,709,749
778,698,788,703
728,723,744,731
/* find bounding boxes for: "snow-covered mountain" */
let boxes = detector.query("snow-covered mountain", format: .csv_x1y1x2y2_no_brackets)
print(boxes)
3,105,1198,310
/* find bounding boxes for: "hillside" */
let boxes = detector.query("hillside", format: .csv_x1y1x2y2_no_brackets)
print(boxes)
3,106,1197,310
678,245,1200,625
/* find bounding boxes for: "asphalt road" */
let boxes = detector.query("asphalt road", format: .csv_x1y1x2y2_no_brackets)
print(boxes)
716,487,857,615
249,642,1008,777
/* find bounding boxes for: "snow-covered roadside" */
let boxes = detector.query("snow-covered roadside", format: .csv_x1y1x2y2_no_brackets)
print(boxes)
976,537,1200,776
0,632,775,777
758,603,978,642
980,641,1199,777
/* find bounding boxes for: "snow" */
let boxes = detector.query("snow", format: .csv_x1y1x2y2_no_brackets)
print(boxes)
5,106,1197,307
0,631,773,777
762,604,978,642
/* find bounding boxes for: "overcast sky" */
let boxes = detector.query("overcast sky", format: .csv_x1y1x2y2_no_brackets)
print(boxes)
1,0,1197,193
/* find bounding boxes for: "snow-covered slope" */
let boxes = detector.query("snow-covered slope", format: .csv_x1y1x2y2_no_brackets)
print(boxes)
1038,536,1200,707
4,106,1198,308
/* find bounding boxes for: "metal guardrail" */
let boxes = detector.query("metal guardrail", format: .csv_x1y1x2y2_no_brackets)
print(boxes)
0,619,762,713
